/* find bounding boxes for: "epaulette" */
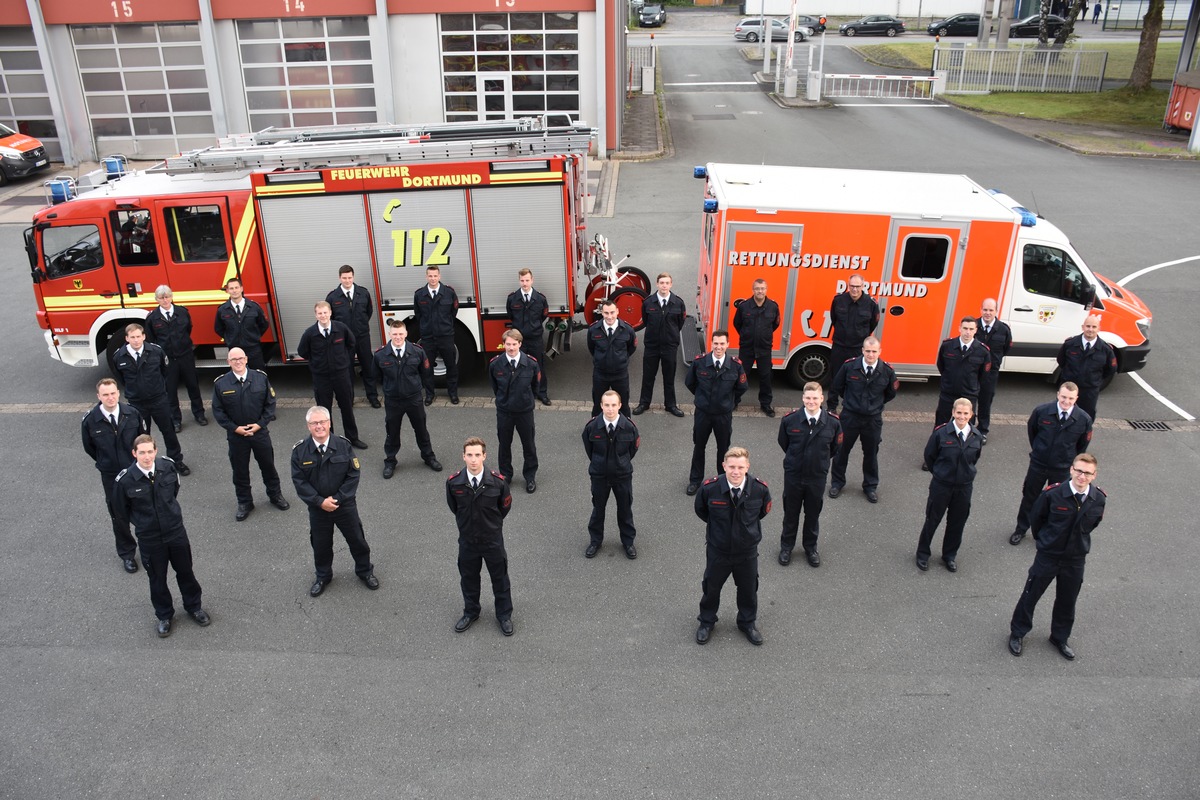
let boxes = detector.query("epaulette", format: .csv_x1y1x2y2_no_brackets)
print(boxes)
336,435,352,445
162,456,176,465
702,476,718,485
527,354,539,364
448,469,463,481
1045,482,1063,491
374,343,389,353
933,422,950,431
733,356,743,364
694,353,704,360
253,369,267,376
292,440,306,449
1093,486,1107,497
828,411,840,420
754,477,770,488
489,469,505,479
115,467,129,481
489,354,505,364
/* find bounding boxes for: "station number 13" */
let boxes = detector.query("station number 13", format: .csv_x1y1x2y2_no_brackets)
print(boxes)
392,228,452,268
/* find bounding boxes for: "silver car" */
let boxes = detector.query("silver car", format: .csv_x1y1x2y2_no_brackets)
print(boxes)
733,18,812,43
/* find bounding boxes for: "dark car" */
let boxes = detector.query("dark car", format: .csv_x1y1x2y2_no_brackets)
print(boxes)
1009,14,1067,37
927,13,981,36
733,18,811,43
796,14,827,34
839,15,906,37
639,4,666,27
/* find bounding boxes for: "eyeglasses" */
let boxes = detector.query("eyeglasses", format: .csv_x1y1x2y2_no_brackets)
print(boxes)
1071,467,1096,477
307,420,331,427
229,356,247,362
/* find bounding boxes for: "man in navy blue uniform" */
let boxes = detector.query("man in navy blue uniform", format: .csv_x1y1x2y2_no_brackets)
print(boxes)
1009,453,1106,661
214,277,271,371
82,377,148,573
297,301,367,449
413,265,460,405
490,329,541,493
828,337,897,503
825,276,879,414
974,298,1012,442
112,322,189,475
506,268,552,406
684,330,747,496
326,265,380,408
916,398,983,573
634,272,687,417
587,299,637,417
373,319,441,478
144,284,207,431
582,390,640,560
733,278,781,417
694,446,772,647
1009,382,1093,545
932,317,991,429
1056,314,1118,422
777,383,842,568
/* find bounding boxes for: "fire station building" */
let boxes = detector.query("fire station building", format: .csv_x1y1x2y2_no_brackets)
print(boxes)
0,0,629,164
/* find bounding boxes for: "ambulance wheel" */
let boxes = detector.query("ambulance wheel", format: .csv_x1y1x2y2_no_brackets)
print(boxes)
609,287,648,331
786,347,831,388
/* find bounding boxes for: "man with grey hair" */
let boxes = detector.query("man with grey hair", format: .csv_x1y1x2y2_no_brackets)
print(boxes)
144,284,207,431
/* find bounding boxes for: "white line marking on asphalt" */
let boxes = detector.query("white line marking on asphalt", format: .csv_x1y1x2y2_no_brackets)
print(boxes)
1116,254,1200,286
834,103,951,107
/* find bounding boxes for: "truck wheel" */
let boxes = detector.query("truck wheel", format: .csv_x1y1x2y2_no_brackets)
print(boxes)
103,325,129,380
609,287,648,331
785,346,831,388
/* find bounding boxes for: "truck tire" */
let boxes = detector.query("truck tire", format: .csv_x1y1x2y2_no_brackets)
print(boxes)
103,324,130,380
785,346,831,388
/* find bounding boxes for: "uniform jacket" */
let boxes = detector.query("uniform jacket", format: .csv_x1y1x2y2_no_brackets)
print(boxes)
640,292,686,351
587,319,637,374
582,415,640,478
936,338,991,399
82,402,147,474
326,284,374,337
733,297,780,352
1057,335,1118,392
923,423,983,485
505,288,550,340
211,369,276,432
297,320,356,377
291,436,360,509
831,358,898,418
778,409,842,480
144,305,196,359
489,352,540,414
214,298,270,349
1027,402,1093,469
111,456,185,538
974,318,1013,370
446,468,512,546
829,291,880,348
372,342,433,402
113,342,170,405
1030,480,1106,557
413,284,459,339
695,474,772,554
685,352,747,414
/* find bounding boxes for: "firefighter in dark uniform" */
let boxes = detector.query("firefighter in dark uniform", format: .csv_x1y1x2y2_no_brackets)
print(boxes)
82,377,148,573
372,319,442,479
1009,382,1093,546
326,264,380,408
777,382,842,568
1009,453,1106,661
974,298,1012,442
1056,314,1118,422
634,272,687,416
505,268,552,405
684,330,747,496
582,390,640,560
290,406,378,598
111,434,210,638
296,301,367,449
112,323,189,475
694,446,771,647
447,436,515,636
587,299,638,417
732,278,781,417
489,329,540,493
916,398,983,573
144,285,207,431
210,347,290,522
825,276,880,413
413,264,460,405
829,336,897,503
214,277,271,371
932,317,991,430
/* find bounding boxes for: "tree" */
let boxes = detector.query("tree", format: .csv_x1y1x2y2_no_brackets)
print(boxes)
1052,0,1090,45
1128,0,1165,91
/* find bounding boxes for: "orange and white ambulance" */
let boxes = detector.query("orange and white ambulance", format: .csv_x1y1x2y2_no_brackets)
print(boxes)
693,163,1152,387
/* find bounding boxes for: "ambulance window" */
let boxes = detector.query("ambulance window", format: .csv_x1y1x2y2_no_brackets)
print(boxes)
110,210,158,267
163,205,229,263
43,224,105,278
898,236,950,281
1022,244,1086,303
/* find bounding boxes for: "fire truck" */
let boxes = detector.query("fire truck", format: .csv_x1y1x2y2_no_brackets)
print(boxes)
692,163,1152,387
26,117,642,375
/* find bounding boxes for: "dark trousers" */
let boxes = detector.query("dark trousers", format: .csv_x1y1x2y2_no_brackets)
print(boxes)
935,393,978,428
165,352,204,425
689,409,732,484
497,410,538,483
1016,462,1071,534
423,335,458,395
130,398,183,463
384,397,434,465
139,531,202,621
1076,389,1100,422
588,474,636,546
698,545,758,627
99,471,138,560
458,540,513,619
781,475,826,552
976,369,999,436
227,431,281,504
740,347,773,406
1010,552,1086,642
825,344,860,407
831,411,882,491
592,369,631,417
308,502,372,581
351,330,379,403
313,371,359,441
638,347,678,408
241,344,266,372
917,478,974,559
521,337,550,401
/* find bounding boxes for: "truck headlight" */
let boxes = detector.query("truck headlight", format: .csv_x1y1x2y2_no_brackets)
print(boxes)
1136,318,1150,339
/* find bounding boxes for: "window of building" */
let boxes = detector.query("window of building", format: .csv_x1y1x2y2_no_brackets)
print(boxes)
0,28,60,159
898,235,951,281
163,205,228,263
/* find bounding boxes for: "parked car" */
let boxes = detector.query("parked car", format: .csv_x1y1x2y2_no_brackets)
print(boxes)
1008,13,1067,37
0,123,50,186
734,17,811,43
795,14,827,34
839,15,907,37
926,13,981,36
639,4,666,27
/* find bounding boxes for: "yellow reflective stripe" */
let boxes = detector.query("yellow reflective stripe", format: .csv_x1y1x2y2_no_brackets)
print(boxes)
44,296,123,310
490,171,563,183
224,202,258,286
253,183,325,195
166,290,229,305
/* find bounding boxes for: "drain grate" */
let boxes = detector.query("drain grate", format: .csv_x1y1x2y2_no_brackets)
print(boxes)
1127,420,1171,431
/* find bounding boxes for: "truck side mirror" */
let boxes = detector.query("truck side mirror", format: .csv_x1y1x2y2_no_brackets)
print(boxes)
24,227,43,283
1080,282,1096,308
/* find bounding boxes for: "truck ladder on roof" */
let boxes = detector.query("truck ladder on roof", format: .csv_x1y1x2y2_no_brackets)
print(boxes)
152,116,596,175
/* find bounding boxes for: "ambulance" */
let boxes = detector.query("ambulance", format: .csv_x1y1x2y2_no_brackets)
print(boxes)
0,123,50,185
693,163,1152,387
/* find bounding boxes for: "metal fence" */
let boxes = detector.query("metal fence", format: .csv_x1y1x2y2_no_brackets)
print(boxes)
934,45,1107,93
822,73,938,99
627,45,656,94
